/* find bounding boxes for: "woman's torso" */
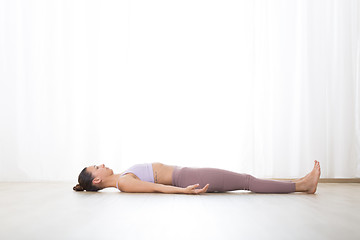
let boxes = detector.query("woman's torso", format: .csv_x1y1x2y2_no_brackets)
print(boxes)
120,162,176,185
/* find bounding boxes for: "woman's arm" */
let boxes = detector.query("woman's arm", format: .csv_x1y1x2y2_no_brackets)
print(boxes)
118,177,209,194
118,176,185,193
155,184,187,194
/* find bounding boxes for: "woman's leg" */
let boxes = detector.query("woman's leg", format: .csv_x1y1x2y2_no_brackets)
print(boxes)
172,166,295,193
172,160,321,194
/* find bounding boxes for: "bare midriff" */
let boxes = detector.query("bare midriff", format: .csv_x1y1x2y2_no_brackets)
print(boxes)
120,162,177,185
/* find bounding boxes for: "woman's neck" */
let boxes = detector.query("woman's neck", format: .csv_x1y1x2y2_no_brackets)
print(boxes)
101,173,122,189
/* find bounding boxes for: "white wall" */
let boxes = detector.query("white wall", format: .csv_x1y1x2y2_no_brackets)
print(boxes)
0,0,359,182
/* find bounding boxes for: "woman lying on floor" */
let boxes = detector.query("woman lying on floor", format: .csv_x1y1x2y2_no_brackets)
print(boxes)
73,160,321,194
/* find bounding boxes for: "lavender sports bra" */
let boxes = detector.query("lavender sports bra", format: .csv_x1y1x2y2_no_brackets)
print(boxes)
116,163,154,191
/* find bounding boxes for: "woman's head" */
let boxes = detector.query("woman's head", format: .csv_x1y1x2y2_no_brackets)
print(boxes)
73,164,114,192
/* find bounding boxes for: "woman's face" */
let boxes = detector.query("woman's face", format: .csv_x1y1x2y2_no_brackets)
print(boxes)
87,164,114,182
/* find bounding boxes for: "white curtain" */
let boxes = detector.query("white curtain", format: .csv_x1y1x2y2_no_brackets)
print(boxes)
0,0,359,182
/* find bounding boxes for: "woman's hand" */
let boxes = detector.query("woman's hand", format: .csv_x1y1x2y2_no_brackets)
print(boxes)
183,183,209,194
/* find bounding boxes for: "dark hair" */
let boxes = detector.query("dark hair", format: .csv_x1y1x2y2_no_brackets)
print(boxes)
73,167,101,192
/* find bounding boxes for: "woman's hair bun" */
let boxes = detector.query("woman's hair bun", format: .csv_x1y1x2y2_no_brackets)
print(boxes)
73,183,84,191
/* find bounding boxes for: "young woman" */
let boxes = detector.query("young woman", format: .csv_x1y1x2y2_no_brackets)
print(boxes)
73,160,321,194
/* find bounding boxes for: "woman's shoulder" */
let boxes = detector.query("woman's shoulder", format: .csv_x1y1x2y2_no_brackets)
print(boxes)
120,172,140,180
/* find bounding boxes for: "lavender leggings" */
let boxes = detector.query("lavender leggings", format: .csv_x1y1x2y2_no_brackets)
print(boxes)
172,166,296,193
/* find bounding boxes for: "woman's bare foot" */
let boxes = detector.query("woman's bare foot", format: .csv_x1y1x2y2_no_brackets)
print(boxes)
295,160,321,193
291,160,318,183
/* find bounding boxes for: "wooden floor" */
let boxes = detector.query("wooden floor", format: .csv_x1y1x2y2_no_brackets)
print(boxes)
0,182,359,240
